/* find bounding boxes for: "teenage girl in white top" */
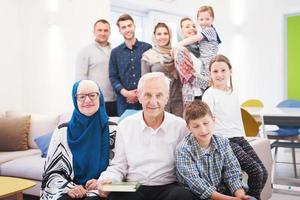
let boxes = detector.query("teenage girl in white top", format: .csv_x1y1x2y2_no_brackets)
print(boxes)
202,54,267,200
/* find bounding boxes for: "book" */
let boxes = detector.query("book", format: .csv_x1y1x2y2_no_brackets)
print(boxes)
102,181,140,192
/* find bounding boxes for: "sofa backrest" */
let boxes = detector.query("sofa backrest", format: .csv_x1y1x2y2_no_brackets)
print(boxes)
5,111,60,149
28,114,59,149
58,112,72,125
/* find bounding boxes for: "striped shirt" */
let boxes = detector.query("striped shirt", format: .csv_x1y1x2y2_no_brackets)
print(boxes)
175,134,243,199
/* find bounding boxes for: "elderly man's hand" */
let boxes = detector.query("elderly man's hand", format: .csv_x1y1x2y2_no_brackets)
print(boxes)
97,179,112,198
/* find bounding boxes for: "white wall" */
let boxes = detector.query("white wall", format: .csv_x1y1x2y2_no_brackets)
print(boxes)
210,0,284,107
0,0,22,112
281,0,300,13
0,0,110,115
207,0,299,107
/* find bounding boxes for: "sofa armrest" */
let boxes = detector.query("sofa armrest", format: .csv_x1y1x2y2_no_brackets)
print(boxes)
247,137,273,200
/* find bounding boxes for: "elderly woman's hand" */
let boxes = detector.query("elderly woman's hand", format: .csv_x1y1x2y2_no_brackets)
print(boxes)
68,185,87,199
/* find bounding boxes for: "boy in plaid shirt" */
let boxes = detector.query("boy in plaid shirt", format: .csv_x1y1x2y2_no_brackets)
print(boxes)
175,100,255,200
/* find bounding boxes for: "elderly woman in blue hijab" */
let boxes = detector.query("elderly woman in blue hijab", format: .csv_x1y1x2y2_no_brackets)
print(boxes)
41,80,111,200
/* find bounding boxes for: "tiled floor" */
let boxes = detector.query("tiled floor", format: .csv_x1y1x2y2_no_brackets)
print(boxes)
271,192,300,200
270,147,300,199
272,148,300,184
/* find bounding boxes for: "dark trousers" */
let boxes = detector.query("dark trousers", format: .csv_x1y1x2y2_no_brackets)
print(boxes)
58,194,105,200
229,137,268,200
105,101,118,117
221,190,257,200
107,183,195,200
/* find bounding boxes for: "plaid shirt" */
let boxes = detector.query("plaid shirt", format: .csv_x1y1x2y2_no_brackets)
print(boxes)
175,134,243,199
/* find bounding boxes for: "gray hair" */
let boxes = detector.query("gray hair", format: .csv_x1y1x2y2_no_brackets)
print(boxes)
137,72,170,93
77,80,99,94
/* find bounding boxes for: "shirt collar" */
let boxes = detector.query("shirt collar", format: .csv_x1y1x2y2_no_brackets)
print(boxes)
122,39,140,49
189,134,219,155
139,111,169,133
210,135,219,152
94,41,111,48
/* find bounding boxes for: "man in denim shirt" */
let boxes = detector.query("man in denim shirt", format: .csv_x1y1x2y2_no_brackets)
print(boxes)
109,14,151,116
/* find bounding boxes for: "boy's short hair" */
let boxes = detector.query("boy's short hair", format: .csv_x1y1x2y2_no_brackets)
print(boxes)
184,100,213,124
116,14,134,27
197,5,214,19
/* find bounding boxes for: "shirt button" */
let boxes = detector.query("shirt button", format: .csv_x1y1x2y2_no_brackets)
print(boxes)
133,74,135,77
133,82,136,85
132,66,134,69
131,58,133,61
131,51,133,53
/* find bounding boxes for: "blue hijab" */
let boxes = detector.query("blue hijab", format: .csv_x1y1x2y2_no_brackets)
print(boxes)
67,80,109,185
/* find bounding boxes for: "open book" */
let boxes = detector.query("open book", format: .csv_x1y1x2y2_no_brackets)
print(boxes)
102,181,140,192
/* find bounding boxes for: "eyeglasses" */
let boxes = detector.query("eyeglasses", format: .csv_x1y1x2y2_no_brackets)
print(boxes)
76,92,99,102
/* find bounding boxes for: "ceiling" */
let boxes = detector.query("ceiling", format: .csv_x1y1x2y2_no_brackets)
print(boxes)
110,0,198,16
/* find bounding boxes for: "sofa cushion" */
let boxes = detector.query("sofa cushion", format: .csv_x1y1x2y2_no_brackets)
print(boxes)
0,115,31,151
0,154,46,180
34,132,53,157
6,111,59,149
58,112,72,125
0,149,40,164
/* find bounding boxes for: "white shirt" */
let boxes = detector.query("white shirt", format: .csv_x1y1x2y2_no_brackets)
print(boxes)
202,87,245,138
99,111,188,185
